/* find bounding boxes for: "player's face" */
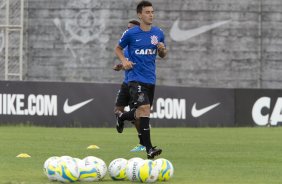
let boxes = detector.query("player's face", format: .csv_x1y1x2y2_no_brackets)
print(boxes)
138,6,154,25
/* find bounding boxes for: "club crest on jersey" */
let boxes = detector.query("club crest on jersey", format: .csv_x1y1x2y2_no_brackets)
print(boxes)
151,35,158,45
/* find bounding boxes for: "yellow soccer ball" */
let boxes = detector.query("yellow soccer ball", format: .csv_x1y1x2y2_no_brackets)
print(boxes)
138,159,159,183
154,158,174,181
108,158,128,180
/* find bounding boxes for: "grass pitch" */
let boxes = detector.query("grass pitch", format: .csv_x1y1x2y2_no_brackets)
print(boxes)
0,126,282,184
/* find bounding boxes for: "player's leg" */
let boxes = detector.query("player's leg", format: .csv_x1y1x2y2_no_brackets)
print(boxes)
117,82,161,158
130,118,146,152
127,99,145,152
131,89,155,152
114,106,125,114
115,82,130,133
145,84,161,159
116,82,146,148
134,119,143,145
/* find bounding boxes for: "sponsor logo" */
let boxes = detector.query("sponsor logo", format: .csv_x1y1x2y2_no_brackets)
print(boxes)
170,19,231,42
0,94,57,116
135,49,156,55
252,97,282,126
191,102,220,118
132,161,138,181
150,35,158,45
150,98,186,119
63,98,93,114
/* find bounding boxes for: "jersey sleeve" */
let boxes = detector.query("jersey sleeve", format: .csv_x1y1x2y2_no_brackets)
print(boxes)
159,29,166,46
118,29,130,49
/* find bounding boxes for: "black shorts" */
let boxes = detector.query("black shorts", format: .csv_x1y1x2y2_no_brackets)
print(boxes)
128,81,155,108
115,82,131,107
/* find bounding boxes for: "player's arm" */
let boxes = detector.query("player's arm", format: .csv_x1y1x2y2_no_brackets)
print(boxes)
115,45,134,70
157,42,167,58
112,63,123,71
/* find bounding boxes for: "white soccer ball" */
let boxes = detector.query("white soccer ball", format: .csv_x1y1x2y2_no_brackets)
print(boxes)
83,156,107,181
154,158,174,181
138,159,159,183
79,159,100,182
43,156,59,181
126,157,144,182
55,156,80,183
108,158,128,180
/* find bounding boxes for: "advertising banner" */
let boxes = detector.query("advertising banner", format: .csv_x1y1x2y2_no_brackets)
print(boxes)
0,81,118,126
235,89,282,127
0,81,235,127
150,86,235,127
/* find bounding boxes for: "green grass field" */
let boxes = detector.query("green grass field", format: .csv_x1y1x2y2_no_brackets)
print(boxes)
1,126,282,184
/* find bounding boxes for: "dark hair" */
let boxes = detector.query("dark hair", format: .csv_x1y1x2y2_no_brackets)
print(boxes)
136,1,153,14
128,20,140,26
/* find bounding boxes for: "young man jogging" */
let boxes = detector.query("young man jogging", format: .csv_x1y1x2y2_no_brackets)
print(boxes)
115,1,167,159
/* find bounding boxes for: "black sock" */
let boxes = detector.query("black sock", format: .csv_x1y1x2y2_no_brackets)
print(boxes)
120,109,136,121
138,134,143,146
140,117,152,152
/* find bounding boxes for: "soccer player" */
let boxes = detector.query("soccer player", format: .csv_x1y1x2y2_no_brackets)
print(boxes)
114,0,167,159
113,20,146,152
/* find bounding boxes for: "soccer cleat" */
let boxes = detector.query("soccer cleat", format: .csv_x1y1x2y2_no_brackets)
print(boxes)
147,146,162,159
115,111,124,133
130,144,146,152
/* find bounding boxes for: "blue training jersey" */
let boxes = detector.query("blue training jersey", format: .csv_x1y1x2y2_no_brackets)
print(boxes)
123,46,129,84
118,26,165,84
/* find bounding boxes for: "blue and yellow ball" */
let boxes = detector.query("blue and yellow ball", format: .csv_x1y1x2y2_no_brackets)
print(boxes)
56,156,80,183
108,158,128,180
138,159,159,183
154,158,174,181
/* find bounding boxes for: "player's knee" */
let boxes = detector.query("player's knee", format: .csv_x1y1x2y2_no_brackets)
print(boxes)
136,104,150,118
114,106,124,114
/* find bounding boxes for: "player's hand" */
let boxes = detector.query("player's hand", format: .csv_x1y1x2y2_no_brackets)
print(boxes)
157,42,167,58
113,63,123,71
122,60,135,70
157,42,165,52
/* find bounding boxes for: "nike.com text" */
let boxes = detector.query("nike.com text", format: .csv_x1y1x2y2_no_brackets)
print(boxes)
150,98,186,119
0,94,57,116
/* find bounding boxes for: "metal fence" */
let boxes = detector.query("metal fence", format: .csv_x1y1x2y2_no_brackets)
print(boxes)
0,0,24,80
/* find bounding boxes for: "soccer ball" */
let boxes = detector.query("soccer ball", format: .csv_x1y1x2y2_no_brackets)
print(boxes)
108,158,128,180
138,159,159,183
154,158,174,181
55,156,80,183
79,158,100,182
126,157,144,182
43,156,59,181
83,156,107,181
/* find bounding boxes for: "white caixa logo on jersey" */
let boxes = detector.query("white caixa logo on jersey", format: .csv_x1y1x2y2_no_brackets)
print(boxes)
252,97,282,126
